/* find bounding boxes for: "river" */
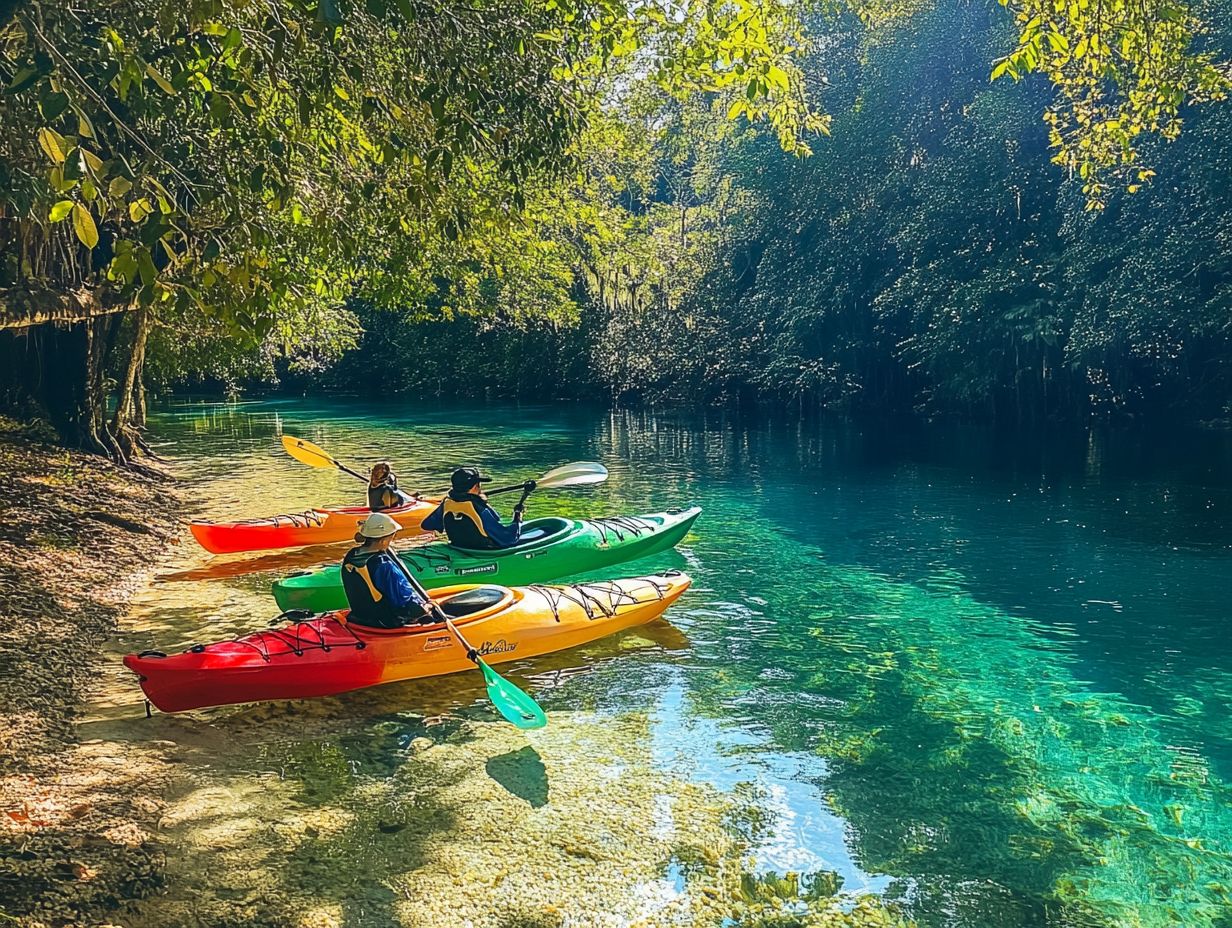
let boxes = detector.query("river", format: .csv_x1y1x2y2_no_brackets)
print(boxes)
87,398,1232,928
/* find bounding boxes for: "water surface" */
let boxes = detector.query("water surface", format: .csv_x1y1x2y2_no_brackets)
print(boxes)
100,399,1232,927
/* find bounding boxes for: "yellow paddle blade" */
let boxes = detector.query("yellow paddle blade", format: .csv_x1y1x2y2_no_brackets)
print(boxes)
281,435,337,469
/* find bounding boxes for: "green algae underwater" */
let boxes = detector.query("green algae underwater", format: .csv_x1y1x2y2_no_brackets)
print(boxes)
96,399,1232,928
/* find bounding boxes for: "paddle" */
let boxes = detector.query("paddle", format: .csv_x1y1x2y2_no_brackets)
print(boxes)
280,435,367,482
280,434,608,500
388,553,547,729
484,460,608,496
436,608,548,730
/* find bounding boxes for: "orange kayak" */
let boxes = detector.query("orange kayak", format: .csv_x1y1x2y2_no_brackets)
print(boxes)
124,572,691,712
189,497,438,554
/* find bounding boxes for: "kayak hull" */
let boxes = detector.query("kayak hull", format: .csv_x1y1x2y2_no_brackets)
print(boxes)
189,498,438,555
124,573,690,713
271,507,701,613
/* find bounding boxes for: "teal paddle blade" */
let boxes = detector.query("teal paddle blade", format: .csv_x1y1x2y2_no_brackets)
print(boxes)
478,660,547,729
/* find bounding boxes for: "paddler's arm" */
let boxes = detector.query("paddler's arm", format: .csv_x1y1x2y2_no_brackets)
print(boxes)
371,555,433,623
479,503,522,548
420,500,445,533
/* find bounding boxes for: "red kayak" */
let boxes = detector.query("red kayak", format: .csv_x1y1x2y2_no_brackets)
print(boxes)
124,573,691,713
189,497,438,554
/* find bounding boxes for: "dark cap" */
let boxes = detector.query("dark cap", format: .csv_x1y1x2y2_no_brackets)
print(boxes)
450,466,491,491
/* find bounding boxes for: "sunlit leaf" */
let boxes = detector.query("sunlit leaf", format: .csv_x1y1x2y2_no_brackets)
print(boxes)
72,203,99,248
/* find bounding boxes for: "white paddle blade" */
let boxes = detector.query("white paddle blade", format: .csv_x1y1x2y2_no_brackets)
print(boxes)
536,461,608,489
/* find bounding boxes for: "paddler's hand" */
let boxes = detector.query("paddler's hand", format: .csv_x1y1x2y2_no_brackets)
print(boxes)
524,479,537,493
513,503,526,521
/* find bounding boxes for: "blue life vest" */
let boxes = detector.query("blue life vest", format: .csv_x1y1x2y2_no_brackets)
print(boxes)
341,547,426,628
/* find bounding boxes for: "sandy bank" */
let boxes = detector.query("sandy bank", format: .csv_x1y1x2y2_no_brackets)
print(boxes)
0,429,181,926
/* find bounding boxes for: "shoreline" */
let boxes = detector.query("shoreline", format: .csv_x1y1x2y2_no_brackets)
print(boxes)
0,430,182,927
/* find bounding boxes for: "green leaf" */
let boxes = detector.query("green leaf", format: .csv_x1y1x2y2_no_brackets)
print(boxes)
765,66,789,91
137,248,158,287
145,63,176,95
75,106,96,139
37,127,66,164
109,253,138,285
81,148,105,175
62,147,83,181
48,200,74,222
39,91,69,120
108,176,133,197
5,66,42,95
129,198,152,223
72,203,99,248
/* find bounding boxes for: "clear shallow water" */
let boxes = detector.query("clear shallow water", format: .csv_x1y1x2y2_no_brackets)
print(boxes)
105,399,1232,927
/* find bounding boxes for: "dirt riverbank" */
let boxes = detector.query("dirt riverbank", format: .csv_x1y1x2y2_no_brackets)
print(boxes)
0,427,181,926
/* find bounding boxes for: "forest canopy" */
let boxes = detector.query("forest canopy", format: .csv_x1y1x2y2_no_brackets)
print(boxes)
1,0,1229,456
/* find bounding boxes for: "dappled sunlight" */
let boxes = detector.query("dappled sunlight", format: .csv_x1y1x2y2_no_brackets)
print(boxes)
123,711,906,928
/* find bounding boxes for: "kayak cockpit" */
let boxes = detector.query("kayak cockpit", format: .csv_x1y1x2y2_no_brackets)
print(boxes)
446,516,573,555
347,584,517,635
436,586,508,618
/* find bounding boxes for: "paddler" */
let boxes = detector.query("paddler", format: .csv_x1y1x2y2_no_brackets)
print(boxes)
368,461,414,512
340,513,435,629
421,466,529,550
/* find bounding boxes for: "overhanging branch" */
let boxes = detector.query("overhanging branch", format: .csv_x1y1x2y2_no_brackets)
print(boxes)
0,286,130,330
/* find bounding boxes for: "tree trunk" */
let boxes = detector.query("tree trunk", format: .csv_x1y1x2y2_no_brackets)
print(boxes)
4,316,128,462
134,369,147,428
112,307,151,458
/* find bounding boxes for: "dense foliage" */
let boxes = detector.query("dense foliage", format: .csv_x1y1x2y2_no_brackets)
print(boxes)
1,0,1229,452
0,0,826,456
323,0,1232,425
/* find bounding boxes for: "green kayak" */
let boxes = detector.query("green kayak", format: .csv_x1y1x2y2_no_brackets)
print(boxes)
271,507,701,613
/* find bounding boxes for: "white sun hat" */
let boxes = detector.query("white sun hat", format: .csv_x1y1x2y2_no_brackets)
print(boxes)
358,512,401,538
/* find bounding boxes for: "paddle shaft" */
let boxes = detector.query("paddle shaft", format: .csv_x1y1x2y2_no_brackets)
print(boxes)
388,547,483,663
383,516,547,729
334,460,368,482
486,480,531,496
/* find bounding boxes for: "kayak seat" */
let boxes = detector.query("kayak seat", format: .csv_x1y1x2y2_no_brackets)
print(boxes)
449,517,572,554
437,586,507,619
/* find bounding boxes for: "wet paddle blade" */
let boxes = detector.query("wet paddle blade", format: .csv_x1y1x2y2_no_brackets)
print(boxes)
281,435,336,469
478,660,547,729
536,461,608,490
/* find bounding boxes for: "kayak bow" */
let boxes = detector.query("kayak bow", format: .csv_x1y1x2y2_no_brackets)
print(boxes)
189,497,438,555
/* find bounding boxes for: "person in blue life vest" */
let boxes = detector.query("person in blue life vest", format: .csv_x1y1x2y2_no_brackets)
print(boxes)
421,466,530,549
341,512,436,629
367,461,414,512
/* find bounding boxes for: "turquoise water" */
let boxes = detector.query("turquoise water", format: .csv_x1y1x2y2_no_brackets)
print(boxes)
129,398,1232,927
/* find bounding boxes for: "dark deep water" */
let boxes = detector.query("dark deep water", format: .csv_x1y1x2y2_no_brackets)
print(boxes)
124,398,1232,927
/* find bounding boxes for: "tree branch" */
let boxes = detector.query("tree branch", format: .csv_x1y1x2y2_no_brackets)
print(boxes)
0,286,130,330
